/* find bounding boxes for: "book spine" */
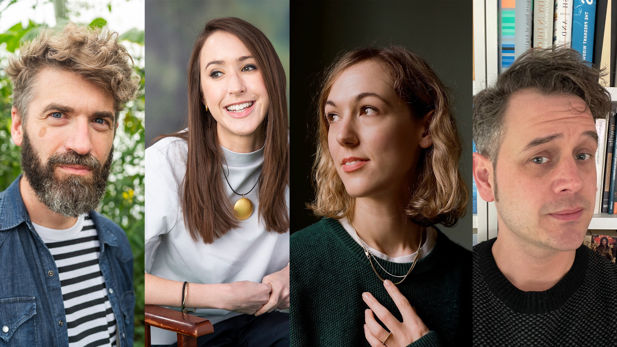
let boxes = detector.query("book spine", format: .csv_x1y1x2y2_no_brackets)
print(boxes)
499,0,516,72
611,129,617,214
533,0,555,48
486,0,499,86
572,0,597,62
553,0,573,47
592,0,607,69
595,117,608,214
602,112,615,213
515,0,532,55
474,0,487,94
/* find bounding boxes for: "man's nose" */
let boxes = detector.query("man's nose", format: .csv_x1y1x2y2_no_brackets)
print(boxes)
64,117,93,155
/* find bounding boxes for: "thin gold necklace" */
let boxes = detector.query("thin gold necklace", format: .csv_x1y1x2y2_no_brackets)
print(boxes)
353,225,424,285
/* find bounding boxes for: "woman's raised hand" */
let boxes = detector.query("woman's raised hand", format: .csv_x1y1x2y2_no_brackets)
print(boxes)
255,263,290,316
362,280,429,347
221,281,272,314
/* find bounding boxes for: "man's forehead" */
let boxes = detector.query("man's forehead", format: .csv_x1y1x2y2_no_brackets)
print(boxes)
502,89,595,134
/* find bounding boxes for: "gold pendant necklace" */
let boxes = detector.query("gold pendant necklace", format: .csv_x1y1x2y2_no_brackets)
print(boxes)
223,167,260,221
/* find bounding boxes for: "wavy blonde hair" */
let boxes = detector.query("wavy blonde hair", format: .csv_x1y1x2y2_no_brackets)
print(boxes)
311,47,467,227
6,23,139,120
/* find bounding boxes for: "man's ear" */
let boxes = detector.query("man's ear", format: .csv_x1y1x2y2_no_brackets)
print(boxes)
473,152,496,202
11,106,24,147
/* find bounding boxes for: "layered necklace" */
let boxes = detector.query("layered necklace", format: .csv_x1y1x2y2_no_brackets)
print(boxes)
353,225,424,285
222,167,260,221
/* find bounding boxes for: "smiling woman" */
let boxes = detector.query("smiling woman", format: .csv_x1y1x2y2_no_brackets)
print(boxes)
144,17,289,346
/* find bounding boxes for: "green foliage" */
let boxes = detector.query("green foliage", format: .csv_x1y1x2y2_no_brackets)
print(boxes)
0,9,146,347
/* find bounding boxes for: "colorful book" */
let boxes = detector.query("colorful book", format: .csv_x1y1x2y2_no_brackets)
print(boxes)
533,0,555,48
499,0,516,71
602,112,615,213
499,0,532,72
572,0,597,62
553,0,573,47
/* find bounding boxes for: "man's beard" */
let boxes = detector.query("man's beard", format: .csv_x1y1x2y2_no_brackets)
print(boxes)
21,131,113,217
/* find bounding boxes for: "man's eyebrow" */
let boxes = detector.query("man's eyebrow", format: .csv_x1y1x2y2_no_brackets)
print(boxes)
524,130,599,150
41,103,73,115
325,92,391,108
205,56,255,69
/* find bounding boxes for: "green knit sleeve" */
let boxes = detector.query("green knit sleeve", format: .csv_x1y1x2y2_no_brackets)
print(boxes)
407,331,441,347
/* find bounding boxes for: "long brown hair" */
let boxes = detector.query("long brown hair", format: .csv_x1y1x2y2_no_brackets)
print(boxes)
174,17,288,243
311,47,467,227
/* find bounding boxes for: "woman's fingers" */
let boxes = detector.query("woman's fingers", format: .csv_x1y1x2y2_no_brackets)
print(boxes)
383,280,415,321
364,323,385,347
362,291,400,332
255,281,277,316
364,309,387,338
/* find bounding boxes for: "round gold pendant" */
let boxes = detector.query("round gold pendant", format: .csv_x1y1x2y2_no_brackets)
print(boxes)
233,197,253,220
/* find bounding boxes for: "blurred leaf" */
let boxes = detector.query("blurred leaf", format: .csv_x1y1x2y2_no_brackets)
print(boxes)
120,28,144,44
88,17,107,29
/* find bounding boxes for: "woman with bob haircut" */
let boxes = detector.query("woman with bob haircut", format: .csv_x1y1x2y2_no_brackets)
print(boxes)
291,47,470,346
145,17,289,346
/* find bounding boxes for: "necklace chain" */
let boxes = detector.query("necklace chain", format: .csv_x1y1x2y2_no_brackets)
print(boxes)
353,225,424,285
222,166,260,197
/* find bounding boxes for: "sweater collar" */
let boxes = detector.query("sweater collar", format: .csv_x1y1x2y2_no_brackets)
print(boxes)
475,238,588,314
221,145,264,167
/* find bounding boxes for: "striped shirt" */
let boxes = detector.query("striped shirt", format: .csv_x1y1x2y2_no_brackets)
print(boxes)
33,214,118,346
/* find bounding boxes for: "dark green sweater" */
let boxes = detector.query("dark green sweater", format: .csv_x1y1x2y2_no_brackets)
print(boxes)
290,218,471,346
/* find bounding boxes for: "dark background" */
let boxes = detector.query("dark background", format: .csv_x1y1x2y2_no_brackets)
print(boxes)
289,0,473,249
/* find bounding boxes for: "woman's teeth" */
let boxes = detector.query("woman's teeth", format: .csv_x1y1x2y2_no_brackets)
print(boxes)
226,101,253,111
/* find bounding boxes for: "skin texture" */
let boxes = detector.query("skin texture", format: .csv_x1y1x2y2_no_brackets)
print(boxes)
473,88,598,291
200,30,269,153
11,67,115,229
325,59,432,345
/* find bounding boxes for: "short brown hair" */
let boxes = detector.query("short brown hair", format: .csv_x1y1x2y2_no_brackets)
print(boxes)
6,23,139,119
473,47,611,162
311,47,468,227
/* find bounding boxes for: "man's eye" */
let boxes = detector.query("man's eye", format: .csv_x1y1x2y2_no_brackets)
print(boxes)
50,112,63,119
531,156,549,164
94,118,106,125
576,153,592,160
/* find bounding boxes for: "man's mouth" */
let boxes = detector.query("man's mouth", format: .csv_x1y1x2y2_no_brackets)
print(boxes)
548,208,584,221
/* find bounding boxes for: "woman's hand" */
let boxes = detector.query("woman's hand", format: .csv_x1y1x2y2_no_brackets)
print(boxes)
221,281,272,314
362,280,429,347
255,263,290,316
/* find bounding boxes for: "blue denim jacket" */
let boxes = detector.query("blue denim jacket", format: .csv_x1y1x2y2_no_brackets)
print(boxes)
0,176,134,346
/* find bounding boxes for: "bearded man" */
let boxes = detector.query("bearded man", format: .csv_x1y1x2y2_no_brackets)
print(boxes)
0,24,138,345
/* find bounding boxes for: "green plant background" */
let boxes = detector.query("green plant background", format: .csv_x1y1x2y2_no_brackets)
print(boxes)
0,0,145,345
